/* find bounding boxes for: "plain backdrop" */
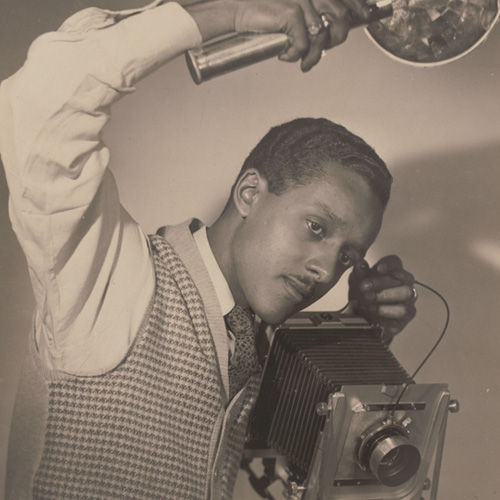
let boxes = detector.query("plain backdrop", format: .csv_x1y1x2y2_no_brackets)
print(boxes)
1,1,499,499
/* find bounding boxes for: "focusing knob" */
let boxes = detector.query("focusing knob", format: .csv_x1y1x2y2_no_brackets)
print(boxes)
448,400,460,413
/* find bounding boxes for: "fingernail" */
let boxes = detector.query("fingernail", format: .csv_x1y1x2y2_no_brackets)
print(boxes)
301,61,313,72
360,281,372,291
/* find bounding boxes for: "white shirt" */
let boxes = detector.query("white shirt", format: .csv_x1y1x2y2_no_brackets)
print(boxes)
193,226,235,317
193,225,237,358
0,2,209,374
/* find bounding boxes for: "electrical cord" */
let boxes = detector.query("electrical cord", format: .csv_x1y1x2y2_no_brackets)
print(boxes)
390,279,450,419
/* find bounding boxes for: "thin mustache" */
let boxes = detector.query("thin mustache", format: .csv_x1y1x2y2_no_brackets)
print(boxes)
286,275,316,300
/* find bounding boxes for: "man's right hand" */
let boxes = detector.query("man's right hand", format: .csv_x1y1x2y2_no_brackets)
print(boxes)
186,0,371,72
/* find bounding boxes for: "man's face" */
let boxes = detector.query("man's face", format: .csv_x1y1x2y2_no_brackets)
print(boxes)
229,163,384,324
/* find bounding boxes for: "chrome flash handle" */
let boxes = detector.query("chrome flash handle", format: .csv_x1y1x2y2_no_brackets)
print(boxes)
186,1,393,84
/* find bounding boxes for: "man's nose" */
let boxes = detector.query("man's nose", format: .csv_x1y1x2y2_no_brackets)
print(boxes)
305,250,338,285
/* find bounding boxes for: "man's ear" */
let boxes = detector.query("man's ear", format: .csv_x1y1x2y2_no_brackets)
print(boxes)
233,169,268,218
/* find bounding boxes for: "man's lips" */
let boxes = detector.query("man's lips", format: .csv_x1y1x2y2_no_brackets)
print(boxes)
283,276,315,303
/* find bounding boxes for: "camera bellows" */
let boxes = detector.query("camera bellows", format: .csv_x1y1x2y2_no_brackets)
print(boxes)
248,324,413,480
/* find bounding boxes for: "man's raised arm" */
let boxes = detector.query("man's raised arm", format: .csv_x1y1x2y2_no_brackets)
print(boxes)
0,2,205,373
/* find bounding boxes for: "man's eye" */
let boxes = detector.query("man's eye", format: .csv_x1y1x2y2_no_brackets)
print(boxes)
307,220,325,237
339,252,354,268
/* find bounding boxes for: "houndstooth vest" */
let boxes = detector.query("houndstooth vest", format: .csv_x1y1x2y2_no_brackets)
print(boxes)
29,235,261,499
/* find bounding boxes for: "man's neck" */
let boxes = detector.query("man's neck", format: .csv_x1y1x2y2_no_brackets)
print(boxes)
207,211,247,307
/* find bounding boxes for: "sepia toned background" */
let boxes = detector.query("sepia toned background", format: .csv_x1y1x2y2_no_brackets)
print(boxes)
1,1,499,498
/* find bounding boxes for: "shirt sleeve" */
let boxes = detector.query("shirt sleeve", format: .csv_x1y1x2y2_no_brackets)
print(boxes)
0,1,202,374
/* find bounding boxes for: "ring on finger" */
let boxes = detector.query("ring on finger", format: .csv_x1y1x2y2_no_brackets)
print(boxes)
320,14,330,29
307,21,325,37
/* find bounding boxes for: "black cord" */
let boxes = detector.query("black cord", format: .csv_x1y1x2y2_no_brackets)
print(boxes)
390,279,450,419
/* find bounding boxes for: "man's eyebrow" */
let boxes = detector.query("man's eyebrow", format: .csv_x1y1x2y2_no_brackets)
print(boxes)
313,202,348,228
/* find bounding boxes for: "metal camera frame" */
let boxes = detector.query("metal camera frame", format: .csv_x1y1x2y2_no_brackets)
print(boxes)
298,383,455,500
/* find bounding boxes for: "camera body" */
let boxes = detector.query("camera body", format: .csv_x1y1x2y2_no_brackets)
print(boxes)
243,312,456,500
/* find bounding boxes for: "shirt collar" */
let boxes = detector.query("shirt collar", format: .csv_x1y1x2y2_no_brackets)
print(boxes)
193,225,235,316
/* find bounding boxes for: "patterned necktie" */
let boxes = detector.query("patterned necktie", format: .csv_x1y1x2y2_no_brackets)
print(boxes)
225,305,259,399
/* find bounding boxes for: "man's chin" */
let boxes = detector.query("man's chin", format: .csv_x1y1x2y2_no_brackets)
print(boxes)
256,304,304,326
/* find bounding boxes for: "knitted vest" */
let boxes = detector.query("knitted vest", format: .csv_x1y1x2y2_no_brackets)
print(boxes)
30,235,261,500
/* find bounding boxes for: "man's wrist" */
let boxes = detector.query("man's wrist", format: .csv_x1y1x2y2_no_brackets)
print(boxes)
185,1,237,42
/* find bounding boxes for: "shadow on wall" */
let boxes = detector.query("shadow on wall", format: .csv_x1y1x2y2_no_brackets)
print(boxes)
379,139,500,366
0,159,34,499
374,140,500,499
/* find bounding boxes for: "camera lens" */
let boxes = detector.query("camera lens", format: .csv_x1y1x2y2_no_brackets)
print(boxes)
369,435,421,486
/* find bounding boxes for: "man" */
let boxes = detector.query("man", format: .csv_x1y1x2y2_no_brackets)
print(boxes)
0,0,416,498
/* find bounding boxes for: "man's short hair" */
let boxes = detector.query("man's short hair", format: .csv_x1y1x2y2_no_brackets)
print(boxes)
236,117,392,208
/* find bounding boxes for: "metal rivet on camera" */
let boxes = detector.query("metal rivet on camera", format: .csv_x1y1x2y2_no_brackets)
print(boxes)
401,417,412,428
316,402,330,416
448,399,460,413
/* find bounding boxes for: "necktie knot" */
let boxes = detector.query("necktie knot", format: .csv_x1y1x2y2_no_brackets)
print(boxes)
224,305,255,337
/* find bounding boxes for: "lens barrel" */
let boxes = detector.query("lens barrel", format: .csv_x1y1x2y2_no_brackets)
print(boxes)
359,425,421,486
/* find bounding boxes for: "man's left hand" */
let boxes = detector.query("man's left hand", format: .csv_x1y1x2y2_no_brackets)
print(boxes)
348,255,417,339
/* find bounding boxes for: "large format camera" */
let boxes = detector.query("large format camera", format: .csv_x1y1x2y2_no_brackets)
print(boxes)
242,312,458,500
